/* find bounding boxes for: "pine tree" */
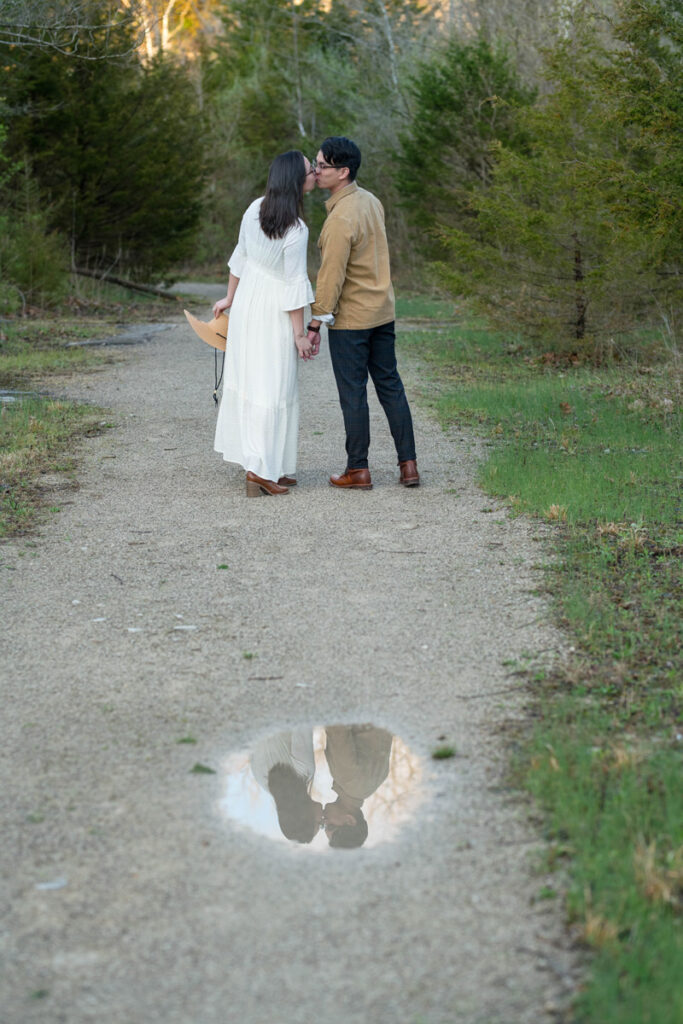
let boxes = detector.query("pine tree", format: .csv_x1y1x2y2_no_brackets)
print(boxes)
597,0,683,331
3,15,206,278
396,35,534,236
435,1,681,354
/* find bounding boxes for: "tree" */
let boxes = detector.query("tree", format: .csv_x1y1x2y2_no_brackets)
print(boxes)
0,126,68,312
597,0,683,334
3,17,207,278
197,0,438,271
0,0,143,55
396,34,534,237
433,1,682,354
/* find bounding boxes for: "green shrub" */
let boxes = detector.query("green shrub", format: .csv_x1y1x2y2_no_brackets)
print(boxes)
0,210,68,312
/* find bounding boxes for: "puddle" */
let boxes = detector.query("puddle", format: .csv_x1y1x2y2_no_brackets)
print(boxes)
0,389,43,404
65,323,176,347
218,724,424,852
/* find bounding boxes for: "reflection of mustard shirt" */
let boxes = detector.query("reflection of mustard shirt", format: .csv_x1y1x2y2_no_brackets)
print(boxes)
325,725,393,808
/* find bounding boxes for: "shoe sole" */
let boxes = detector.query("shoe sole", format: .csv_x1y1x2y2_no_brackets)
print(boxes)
329,481,373,490
246,480,289,497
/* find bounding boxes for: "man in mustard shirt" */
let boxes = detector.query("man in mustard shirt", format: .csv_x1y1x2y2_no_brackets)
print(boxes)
307,137,419,489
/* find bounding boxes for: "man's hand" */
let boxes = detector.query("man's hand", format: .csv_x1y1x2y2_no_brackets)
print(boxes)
307,329,321,357
307,323,321,357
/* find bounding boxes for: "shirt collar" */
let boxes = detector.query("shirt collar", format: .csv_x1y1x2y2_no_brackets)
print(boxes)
325,180,359,213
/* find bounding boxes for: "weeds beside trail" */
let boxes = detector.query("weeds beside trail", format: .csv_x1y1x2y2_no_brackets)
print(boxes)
0,397,109,536
399,308,682,1024
0,279,205,535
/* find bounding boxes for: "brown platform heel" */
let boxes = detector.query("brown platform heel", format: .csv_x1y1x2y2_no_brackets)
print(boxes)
246,471,289,497
278,476,297,487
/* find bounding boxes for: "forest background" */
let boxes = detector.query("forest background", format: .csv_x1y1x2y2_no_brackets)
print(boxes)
1,3,681,1023
1,0,680,358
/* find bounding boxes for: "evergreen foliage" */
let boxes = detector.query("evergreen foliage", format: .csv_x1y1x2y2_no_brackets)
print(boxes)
433,1,682,354
599,0,683,328
2,13,206,280
0,126,68,312
396,35,534,234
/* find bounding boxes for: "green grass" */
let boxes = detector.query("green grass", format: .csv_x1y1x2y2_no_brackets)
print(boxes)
431,745,456,760
395,293,460,320
399,308,682,1024
0,319,117,386
0,396,107,536
527,704,683,1024
0,314,125,534
436,378,678,526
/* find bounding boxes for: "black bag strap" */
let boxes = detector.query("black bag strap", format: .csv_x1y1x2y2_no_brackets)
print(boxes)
213,347,226,406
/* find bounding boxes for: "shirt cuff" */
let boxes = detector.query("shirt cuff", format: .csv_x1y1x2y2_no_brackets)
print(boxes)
312,312,335,326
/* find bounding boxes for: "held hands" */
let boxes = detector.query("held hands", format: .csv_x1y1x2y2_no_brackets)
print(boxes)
295,331,314,360
212,296,231,319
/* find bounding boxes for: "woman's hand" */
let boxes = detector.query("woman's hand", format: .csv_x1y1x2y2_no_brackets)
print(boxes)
295,331,313,360
212,296,231,319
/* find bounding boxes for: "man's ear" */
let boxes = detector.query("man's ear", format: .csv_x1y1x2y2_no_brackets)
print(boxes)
339,166,350,183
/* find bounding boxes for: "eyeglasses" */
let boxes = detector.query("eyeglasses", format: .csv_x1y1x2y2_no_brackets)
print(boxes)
312,159,338,172
305,166,316,175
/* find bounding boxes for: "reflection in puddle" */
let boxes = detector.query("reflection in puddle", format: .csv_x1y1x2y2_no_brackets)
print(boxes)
219,725,423,852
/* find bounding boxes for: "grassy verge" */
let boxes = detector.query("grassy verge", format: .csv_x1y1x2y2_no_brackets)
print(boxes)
0,319,120,387
395,294,459,319
398,309,682,1023
1,397,109,536
0,273,193,534
0,318,118,535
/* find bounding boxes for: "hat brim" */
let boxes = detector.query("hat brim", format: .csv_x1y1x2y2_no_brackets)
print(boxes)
184,309,228,352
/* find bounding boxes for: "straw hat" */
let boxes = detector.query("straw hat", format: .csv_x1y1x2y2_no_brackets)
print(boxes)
184,309,228,351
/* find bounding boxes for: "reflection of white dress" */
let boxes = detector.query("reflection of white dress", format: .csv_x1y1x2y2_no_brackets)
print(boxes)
250,727,316,792
214,197,314,481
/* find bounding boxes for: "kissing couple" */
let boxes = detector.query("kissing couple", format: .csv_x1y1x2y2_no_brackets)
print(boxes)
211,136,419,497
250,724,394,848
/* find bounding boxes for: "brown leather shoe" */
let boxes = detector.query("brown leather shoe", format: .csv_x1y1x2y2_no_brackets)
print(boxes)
246,471,289,497
278,476,297,487
329,467,373,490
399,459,419,487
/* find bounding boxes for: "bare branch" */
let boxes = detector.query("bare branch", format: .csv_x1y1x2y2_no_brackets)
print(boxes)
0,0,146,58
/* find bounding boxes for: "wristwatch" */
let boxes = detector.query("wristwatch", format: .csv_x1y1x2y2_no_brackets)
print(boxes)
307,323,321,333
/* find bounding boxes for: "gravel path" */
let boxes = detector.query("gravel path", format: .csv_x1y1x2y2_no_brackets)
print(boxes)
1,312,578,1023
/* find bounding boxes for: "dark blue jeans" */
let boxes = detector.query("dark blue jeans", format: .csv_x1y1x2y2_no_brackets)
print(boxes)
328,321,416,470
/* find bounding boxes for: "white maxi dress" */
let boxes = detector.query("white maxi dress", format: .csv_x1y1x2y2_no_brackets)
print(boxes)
214,198,314,481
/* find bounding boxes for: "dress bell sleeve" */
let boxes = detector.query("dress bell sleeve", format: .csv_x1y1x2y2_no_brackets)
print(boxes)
227,205,250,277
281,222,315,311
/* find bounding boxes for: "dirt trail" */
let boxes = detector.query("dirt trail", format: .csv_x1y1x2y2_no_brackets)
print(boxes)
0,312,578,1023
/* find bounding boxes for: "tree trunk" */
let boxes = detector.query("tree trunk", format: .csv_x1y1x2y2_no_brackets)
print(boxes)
572,231,586,339
73,267,181,301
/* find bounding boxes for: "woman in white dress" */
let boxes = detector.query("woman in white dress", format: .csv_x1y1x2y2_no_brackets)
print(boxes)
212,151,316,496
250,727,323,844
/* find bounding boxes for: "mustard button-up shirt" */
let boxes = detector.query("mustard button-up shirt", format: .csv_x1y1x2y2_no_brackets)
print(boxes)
311,182,396,330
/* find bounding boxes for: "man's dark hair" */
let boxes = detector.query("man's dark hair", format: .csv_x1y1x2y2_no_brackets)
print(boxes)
328,807,368,849
259,150,306,239
320,137,361,182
